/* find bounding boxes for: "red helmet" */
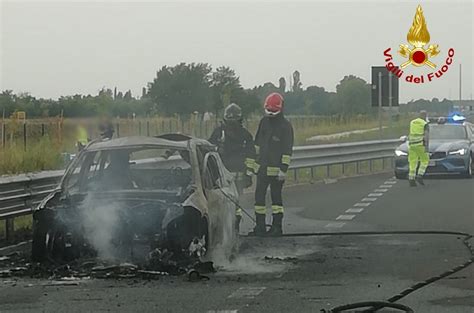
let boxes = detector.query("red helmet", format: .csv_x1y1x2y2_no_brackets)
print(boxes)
264,92,284,115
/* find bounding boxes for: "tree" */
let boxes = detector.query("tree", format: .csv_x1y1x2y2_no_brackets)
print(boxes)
147,63,213,116
210,66,241,115
334,75,371,115
292,70,302,92
303,86,331,115
278,77,286,93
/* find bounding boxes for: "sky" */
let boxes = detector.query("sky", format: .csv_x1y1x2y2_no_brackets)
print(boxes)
0,0,472,103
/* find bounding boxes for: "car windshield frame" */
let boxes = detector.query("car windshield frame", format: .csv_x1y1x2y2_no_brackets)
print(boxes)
61,144,195,194
429,124,467,140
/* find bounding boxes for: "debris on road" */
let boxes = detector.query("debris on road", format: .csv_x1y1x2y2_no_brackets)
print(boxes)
0,250,215,282
264,256,299,264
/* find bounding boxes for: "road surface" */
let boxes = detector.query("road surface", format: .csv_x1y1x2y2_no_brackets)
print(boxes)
0,173,473,312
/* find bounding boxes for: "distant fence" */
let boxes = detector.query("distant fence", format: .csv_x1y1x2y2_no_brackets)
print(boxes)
0,115,373,150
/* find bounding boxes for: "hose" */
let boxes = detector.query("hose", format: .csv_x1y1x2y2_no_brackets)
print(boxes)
324,301,414,313
216,187,474,312
279,231,473,312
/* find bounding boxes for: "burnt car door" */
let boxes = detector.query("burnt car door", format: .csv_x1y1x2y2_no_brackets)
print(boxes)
202,152,237,247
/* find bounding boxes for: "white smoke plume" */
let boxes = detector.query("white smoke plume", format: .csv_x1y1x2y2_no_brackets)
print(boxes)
78,195,124,261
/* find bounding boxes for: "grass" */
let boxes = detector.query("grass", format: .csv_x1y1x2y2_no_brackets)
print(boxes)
297,116,411,145
0,215,32,243
0,137,66,175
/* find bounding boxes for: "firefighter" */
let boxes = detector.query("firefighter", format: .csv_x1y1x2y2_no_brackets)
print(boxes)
99,116,115,140
209,103,256,232
250,93,294,236
408,110,430,187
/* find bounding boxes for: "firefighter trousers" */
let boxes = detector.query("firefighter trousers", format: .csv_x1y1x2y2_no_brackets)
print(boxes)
408,144,429,180
254,174,284,215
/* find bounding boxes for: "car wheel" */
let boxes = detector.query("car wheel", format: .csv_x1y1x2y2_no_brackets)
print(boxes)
394,171,407,180
31,218,49,262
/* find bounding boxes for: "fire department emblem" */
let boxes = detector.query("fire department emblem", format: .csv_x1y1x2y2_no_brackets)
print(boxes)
398,5,440,69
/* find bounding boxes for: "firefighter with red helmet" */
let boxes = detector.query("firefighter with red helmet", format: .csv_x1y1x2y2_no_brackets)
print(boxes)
250,92,294,236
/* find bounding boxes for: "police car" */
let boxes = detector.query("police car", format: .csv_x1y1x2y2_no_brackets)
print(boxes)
394,114,474,178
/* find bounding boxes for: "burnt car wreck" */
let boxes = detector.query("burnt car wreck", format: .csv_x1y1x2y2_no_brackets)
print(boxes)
31,134,239,273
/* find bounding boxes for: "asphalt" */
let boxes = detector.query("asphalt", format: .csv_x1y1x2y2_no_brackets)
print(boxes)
0,173,473,313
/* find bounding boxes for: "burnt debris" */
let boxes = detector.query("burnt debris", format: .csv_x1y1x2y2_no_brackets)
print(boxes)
0,248,215,281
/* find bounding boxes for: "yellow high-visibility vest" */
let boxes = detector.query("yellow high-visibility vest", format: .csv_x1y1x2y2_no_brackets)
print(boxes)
409,118,427,145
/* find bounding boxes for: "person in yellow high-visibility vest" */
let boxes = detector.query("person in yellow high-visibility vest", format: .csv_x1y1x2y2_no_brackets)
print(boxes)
408,111,430,187
76,123,89,151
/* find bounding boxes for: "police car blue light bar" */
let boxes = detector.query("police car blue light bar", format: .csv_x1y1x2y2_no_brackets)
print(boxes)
447,112,466,124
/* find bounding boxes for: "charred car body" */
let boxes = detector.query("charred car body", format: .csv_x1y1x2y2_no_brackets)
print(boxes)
31,135,239,264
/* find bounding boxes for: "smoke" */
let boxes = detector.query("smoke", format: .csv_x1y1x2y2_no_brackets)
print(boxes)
78,196,125,261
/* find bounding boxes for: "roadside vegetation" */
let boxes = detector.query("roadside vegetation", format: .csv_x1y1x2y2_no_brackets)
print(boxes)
0,114,410,176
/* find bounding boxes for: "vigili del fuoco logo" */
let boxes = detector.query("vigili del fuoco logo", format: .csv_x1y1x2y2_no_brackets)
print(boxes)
383,4,454,84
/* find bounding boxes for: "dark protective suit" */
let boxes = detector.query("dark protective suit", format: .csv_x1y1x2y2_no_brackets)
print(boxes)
209,121,256,174
209,121,256,219
253,114,294,216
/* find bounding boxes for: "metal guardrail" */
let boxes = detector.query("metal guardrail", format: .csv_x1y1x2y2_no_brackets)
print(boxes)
0,139,399,240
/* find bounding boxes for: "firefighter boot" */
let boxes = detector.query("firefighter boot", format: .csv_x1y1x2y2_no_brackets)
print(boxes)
267,213,283,237
235,215,242,234
409,179,417,187
248,214,266,236
416,175,425,186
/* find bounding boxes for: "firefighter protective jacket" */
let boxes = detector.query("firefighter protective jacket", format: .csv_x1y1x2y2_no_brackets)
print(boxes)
254,114,294,176
209,122,256,173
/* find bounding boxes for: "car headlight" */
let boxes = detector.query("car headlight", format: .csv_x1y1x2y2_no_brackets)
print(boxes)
395,149,408,157
448,148,467,156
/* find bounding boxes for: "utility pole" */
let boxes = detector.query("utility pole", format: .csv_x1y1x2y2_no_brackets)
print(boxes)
378,72,383,139
459,64,462,110
388,72,393,137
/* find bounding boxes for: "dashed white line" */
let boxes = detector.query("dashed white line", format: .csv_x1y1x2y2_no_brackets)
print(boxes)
336,214,356,220
207,311,238,313
374,189,388,192
325,222,346,228
361,197,377,202
228,287,266,299
368,193,383,197
354,202,371,207
346,208,364,213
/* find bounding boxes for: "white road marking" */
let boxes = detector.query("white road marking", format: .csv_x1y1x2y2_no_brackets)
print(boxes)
380,185,393,188
346,208,364,213
325,222,346,228
228,287,266,299
354,202,371,207
207,311,238,313
374,189,388,192
336,214,356,220
384,181,397,184
368,193,383,197
361,197,377,202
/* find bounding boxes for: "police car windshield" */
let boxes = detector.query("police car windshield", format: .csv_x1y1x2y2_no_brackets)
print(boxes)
429,125,467,140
